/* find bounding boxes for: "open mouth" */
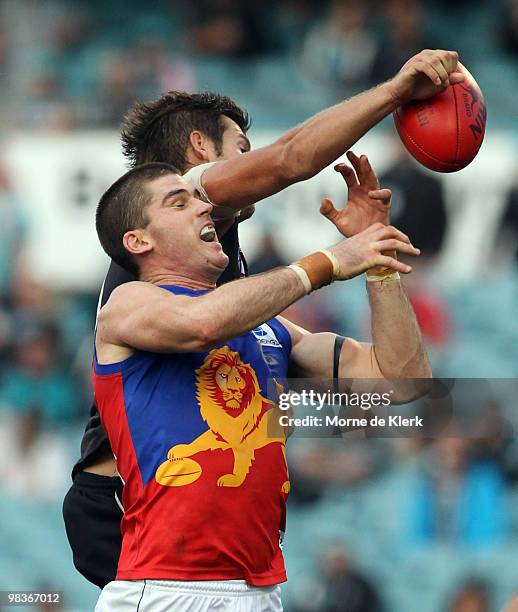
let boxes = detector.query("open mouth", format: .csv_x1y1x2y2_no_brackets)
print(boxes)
200,224,217,243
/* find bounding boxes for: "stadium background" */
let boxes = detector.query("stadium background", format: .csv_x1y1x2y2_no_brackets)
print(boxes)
1,0,518,610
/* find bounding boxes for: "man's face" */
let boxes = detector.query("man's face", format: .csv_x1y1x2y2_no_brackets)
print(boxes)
136,173,229,277
217,116,251,160
213,116,255,221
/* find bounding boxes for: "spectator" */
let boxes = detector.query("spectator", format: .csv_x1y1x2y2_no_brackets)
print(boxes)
500,0,518,56
300,0,377,96
499,169,518,265
0,409,69,502
188,0,274,58
292,544,384,612
370,0,434,84
96,51,137,127
406,421,509,549
248,230,286,274
132,39,196,100
447,579,491,612
0,163,26,304
379,143,448,260
0,318,78,425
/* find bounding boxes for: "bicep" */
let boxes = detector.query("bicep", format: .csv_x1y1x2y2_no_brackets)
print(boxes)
279,316,382,379
98,285,210,353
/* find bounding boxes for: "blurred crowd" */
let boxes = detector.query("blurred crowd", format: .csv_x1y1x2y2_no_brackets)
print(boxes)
1,0,518,131
2,0,518,610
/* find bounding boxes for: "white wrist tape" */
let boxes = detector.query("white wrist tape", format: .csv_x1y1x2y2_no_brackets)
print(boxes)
366,271,400,282
288,264,312,294
319,250,341,279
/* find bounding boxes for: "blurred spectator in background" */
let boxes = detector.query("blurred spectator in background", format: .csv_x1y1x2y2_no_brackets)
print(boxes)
447,579,490,612
131,38,196,101
0,162,26,304
292,544,384,612
406,420,509,549
0,318,78,425
188,0,274,58
499,169,518,266
288,439,380,506
15,71,77,131
300,0,377,97
248,230,286,274
370,0,434,84
0,409,69,502
380,142,447,261
500,0,518,56
96,51,136,127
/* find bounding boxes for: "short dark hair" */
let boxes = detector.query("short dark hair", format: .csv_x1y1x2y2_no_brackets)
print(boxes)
96,162,180,276
120,91,251,173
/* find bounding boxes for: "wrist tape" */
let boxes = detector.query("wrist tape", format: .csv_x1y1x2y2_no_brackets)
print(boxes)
366,249,400,282
289,250,340,294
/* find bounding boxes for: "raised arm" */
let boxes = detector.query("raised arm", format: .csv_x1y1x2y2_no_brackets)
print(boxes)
96,224,419,358
201,49,463,210
281,153,431,396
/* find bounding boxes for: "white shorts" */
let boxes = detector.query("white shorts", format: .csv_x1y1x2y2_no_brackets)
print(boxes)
95,579,283,612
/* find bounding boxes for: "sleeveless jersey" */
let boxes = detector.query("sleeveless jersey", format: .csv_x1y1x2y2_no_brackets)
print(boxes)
92,285,291,586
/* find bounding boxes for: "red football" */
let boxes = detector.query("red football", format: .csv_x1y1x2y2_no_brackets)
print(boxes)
393,62,487,172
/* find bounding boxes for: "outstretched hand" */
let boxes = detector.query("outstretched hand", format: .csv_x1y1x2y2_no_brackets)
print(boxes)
320,151,391,238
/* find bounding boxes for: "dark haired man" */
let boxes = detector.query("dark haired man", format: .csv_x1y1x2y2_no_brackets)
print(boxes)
92,161,429,611
64,49,462,589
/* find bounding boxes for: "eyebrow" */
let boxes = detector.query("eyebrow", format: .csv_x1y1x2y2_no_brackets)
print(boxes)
161,188,190,206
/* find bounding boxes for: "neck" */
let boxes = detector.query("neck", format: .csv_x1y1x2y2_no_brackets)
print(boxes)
141,270,216,291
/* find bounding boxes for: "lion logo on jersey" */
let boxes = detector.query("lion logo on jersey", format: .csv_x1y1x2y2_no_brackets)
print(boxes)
155,346,290,490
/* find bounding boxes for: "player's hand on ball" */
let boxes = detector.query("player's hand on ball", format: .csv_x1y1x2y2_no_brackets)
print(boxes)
388,49,465,105
320,151,391,237
328,223,420,280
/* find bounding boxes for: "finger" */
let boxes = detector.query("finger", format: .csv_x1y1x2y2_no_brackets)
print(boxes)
368,188,392,203
334,163,359,189
429,58,450,86
410,59,444,87
347,151,376,188
372,239,420,255
374,255,412,274
373,224,411,243
449,71,465,85
345,151,363,181
320,197,339,220
359,154,380,190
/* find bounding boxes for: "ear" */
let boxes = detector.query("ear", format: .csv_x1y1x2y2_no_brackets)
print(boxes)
123,229,153,258
188,130,211,163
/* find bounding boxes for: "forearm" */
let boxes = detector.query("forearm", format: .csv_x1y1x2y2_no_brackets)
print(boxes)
194,267,306,346
368,280,431,379
280,82,397,180
202,83,397,210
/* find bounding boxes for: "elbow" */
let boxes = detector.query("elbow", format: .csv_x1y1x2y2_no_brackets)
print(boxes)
376,351,433,404
277,142,317,183
188,316,224,352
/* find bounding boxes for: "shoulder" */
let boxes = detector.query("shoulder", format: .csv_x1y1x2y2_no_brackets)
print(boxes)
99,282,173,321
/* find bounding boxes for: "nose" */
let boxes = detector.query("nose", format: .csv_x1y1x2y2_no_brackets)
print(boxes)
195,197,213,217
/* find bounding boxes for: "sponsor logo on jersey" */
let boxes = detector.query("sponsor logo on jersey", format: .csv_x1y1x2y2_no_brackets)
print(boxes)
252,324,282,348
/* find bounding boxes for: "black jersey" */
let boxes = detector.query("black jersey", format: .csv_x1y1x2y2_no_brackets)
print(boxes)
72,220,245,476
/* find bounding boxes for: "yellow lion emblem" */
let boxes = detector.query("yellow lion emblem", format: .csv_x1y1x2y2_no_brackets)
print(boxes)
155,346,290,491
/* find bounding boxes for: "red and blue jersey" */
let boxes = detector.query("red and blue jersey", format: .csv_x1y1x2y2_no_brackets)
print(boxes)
93,285,291,586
